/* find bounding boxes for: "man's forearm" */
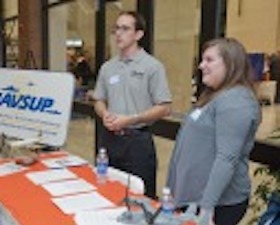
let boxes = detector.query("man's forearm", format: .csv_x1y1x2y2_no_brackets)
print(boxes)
94,100,108,119
134,103,172,125
94,101,171,128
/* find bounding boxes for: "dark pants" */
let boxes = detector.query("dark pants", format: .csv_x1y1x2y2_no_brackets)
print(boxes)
177,199,248,225
214,199,249,225
99,128,157,199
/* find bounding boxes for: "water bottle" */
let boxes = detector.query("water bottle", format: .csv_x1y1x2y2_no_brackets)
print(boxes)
161,187,175,216
96,148,109,184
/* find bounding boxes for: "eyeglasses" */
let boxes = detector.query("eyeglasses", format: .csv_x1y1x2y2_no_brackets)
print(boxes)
112,25,134,34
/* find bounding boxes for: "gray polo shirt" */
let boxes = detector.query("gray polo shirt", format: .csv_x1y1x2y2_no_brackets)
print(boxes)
94,49,172,116
167,86,261,209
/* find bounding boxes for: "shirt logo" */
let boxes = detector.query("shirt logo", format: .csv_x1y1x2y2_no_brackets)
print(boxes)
131,70,144,77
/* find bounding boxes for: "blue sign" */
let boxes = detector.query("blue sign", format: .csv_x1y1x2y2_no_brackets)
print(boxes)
0,85,61,115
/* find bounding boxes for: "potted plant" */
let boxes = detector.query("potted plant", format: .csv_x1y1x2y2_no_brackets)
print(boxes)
249,128,280,224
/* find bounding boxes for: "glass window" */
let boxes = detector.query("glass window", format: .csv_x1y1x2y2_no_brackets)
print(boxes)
226,0,280,147
3,0,18,18
48,0,95,77
3,0,19,68
48,0,60,4
4,19,18,68
154,0,201,117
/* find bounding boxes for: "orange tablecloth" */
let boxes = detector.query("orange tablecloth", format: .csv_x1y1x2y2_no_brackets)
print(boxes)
0,152,128,225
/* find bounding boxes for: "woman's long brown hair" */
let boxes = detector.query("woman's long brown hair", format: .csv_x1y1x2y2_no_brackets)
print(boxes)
195,38,255,107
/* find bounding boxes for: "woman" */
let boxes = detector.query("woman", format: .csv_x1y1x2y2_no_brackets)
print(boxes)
167,38,261,225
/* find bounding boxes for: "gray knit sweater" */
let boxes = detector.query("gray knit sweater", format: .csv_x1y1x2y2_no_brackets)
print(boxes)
167,86,261,209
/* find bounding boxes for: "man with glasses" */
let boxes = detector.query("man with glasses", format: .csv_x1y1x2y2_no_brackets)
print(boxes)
93,11,172,198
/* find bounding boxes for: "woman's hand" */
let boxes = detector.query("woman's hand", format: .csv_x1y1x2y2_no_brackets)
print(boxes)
197,208,215,225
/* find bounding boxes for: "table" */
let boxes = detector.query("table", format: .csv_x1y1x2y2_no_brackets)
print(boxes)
0,152,129,225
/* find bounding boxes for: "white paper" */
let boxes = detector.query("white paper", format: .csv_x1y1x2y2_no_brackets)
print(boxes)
25,169,77,185
42,178,96,196
0,162,27,177
74,207,128,225
52,192,115,214
41,155,88,169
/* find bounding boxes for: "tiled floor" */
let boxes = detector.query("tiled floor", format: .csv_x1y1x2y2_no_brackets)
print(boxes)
64,104,280,224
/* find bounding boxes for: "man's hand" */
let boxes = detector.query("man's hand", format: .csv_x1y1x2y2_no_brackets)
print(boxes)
102,112,117,130
94,100,133,131
104,114,134,131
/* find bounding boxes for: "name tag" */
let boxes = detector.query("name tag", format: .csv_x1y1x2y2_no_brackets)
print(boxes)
109,75,120,84
190,108,202,121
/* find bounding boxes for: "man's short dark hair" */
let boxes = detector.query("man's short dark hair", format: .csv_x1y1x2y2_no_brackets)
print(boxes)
118,11,146,32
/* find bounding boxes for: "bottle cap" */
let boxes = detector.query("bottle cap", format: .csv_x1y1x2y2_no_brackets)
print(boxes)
162,187,171,195
99,148,106,154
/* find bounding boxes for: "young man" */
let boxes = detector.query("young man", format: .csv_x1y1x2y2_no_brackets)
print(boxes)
93,11,172,198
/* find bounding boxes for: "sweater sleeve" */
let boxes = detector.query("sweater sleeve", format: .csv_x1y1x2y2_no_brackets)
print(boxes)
200,92,257,209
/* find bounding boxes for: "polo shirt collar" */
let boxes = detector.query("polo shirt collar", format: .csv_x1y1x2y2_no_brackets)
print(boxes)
118,48,146,63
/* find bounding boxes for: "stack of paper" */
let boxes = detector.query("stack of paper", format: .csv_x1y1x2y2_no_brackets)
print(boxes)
52,192,115,214
74,207,128,225
0,162,27,177
41,155,88,169
25,169,77,185
42,178,96,197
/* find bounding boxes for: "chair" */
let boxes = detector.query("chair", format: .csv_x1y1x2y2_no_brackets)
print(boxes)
107,167,145,195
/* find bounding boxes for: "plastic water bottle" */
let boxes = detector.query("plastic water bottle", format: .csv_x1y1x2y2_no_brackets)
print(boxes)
96,148,109,184
161,187,175,216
